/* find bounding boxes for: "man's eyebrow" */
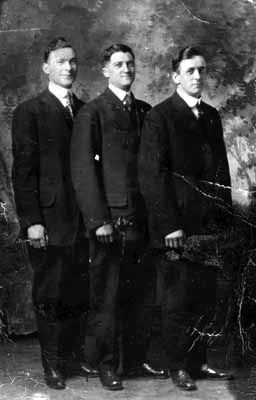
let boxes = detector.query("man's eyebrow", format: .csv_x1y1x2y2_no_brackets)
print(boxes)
55,56,77,61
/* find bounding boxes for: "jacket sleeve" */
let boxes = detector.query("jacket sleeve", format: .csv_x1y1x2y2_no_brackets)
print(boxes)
70,104,111,232
12,102,43,230
138,107,183,248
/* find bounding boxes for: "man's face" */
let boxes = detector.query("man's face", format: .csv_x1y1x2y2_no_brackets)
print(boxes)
42,47,77,88
173,55,206,98
103,51,135,91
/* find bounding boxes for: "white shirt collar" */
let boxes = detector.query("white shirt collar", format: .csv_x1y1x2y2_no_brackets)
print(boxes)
177,87,201,109
109,83,131,102
48,81,73,103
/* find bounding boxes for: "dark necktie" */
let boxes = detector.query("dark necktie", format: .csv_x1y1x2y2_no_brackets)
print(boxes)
195,102,203,119
123,93,133,112
65,92,74,118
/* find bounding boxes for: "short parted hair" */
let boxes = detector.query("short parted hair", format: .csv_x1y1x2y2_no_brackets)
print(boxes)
44,37,74,62
172,46,205,72
101,43,135,67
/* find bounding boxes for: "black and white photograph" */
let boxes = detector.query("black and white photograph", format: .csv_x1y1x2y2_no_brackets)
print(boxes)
0,1,256,399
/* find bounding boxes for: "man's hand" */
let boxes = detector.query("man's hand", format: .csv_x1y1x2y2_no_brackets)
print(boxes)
164,229,185,249
95,224,114,244
27,224,48,249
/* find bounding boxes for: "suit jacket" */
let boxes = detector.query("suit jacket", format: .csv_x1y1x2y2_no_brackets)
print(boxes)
12,89,84,246
139,91,232,248
71,88,151,232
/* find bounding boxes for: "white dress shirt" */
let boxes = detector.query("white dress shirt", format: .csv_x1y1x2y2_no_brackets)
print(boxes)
48,81,73,108
109,83,132,102
177,87,201,119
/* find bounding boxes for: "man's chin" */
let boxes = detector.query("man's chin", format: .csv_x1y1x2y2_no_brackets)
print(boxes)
191,87,202,96
117,85,131,92
121,81,133,90
190,90,202,98
60,82,73,89
61,78,75,86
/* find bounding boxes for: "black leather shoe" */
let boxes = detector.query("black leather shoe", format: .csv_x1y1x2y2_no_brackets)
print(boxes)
99,366,124,391
171,370,197,391
65,361,99,378
44,367,66,390
196,364,234,380
125,362,169,379
77,362,99,377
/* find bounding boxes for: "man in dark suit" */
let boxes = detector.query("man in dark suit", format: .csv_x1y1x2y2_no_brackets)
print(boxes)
71,43,168,391
139,46,233,391
12,37,98,390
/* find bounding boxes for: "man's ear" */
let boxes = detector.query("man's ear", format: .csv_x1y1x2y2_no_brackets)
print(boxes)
102,65,109,78
172,71,180,85
42,62,49,75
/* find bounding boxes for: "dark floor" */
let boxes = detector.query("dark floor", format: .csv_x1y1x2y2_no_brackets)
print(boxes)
0,335,255,400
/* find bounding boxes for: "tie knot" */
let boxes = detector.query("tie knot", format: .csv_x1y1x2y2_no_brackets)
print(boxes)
123,93,132,106
64,92,74,118
64,92,73,106
195,102,203,118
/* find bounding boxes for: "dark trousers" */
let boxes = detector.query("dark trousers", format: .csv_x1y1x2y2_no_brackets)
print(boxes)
86,222,155,370
29,232,89,367
157,252,217,373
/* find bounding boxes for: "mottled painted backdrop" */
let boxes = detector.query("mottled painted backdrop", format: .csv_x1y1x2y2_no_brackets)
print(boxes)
1,0,256,219
1,0,256,334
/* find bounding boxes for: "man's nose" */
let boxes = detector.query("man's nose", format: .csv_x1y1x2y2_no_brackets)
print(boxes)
193,69,201,79
122,63,129,72
64,61,72,70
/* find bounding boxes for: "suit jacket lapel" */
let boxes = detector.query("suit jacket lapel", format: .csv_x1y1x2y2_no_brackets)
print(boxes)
170,92,198,144
73,94,84,116
102,88,131,129
103,87,124,108
40,89,73,129
133,97,148,131
172,91,196,120
200,101,214,133
102,88,148,135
